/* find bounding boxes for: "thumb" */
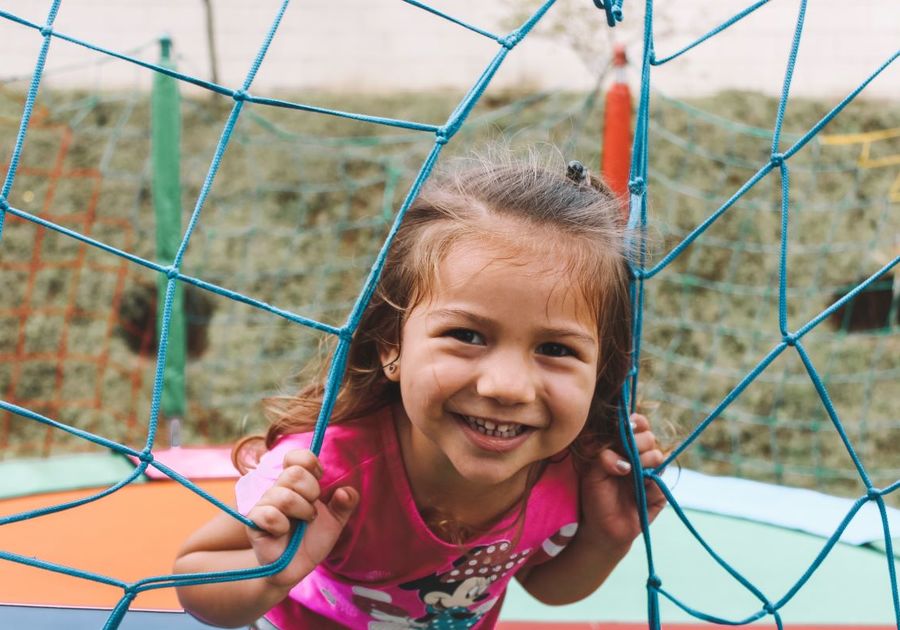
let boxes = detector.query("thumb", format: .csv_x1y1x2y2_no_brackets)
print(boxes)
298,486,359,568
325,486,359,527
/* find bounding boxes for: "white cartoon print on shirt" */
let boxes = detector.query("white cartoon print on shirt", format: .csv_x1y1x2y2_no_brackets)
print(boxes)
351,525,577,629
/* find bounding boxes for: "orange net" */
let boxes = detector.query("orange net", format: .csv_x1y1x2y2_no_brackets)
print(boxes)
0,106,144,457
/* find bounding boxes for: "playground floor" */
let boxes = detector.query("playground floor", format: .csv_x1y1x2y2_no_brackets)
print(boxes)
0,451,897,628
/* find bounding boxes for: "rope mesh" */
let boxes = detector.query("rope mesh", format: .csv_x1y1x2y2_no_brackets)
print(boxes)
0,1,897,628
628,2,898,625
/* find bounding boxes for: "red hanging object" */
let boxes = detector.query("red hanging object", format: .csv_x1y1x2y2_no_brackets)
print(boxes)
601,43,633,217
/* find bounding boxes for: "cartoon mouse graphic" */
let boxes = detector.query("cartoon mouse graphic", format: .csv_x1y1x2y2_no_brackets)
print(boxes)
351,526,576,629
400,541,534,628
352,543,516,629
397,568,494,627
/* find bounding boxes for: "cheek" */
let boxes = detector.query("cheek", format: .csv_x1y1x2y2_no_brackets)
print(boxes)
400,368,456,418
548,372,596,415
406,354,469,396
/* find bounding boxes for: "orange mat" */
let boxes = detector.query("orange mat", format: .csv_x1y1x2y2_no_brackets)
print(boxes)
2,483,896,629
0,479,234,610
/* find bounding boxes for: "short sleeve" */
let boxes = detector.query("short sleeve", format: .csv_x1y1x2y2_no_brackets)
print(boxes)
234,433,314,515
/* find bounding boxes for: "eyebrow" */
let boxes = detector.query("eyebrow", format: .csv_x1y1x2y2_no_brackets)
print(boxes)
429,308,598,347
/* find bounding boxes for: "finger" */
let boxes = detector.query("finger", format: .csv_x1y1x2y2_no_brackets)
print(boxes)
248,504,292,537
282,449,323,479
276,464,321,504
644,483,668,521
629,413,650,432
632,430,658,453
263,485,318,522
646,483,667,506
639,448,665,470
598,448,633,476
325,486,359,528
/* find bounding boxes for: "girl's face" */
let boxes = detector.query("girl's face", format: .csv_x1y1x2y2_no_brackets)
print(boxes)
382,234,600,490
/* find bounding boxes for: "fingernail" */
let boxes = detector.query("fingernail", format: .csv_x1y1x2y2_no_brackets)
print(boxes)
616,459,632,473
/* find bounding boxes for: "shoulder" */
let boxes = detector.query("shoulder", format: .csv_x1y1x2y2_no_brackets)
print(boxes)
526,454,579,522
235,411,390,513
518,454,580,559
312,415,388,488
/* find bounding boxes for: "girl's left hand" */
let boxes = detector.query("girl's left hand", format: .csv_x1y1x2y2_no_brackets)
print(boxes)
579,413,667,549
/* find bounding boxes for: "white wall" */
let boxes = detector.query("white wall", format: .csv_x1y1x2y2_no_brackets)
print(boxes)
0,0,897,99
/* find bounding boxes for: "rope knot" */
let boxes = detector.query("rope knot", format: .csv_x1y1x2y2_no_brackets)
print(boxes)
646,575,662,589
867,488,881,501
39,25,53,38
770,152,785,167
763,601,777,615
232,89,249,102
435,128,450,145
138,450,154,464
498,32,520,50
593,0,622,27
628,177,645,195
782,333,797,346
0,196,9,211
165,265,180,280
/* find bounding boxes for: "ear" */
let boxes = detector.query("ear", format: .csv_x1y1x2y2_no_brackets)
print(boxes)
378,345,401,382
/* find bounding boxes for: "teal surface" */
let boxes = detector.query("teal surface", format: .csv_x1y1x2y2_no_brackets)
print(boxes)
501,508,900,624
0,453,141,500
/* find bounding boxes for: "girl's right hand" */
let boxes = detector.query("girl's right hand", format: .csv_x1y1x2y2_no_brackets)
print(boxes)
245,449,359,589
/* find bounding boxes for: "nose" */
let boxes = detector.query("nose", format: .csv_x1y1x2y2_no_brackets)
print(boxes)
475,349,536,405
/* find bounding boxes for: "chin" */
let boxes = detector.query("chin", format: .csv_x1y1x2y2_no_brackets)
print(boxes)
452,457,528,487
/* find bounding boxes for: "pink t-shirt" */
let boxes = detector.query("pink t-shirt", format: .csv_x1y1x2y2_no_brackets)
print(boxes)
235,406,580,630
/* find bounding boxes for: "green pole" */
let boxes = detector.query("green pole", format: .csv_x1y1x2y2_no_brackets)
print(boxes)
152,35,186,439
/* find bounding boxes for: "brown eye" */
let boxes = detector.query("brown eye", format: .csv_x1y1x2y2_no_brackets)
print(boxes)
537,342,575,358
447,329,485,345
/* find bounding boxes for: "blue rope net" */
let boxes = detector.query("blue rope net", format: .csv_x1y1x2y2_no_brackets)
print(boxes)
0,1,558,627
638,91,899,500
625,1,898,626
0,1,897,628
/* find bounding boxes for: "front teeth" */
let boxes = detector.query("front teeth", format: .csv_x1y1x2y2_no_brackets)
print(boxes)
463,416,525,438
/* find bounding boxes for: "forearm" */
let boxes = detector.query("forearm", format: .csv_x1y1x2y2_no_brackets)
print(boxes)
517,532,631,605
174,548,294,628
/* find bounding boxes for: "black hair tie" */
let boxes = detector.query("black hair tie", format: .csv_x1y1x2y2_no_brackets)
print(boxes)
566,160,589,185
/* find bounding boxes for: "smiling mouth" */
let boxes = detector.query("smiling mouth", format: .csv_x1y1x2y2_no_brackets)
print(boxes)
461,415,528,438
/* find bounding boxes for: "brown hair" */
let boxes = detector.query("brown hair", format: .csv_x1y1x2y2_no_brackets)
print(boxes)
258,150,634,539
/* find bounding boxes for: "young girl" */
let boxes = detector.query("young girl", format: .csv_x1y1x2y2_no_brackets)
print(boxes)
174,152,666,629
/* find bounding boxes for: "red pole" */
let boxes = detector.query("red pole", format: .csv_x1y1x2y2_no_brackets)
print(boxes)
601,43,633,214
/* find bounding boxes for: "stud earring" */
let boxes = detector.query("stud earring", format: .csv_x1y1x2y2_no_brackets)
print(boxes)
384,362,400,381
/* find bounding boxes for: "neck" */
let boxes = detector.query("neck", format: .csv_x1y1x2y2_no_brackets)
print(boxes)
391,403,529,530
